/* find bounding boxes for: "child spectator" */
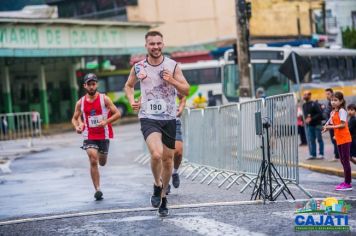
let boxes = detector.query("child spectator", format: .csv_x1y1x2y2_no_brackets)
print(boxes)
322,92,352,191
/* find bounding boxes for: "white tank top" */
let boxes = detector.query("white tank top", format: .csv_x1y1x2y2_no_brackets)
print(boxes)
134,56,177,120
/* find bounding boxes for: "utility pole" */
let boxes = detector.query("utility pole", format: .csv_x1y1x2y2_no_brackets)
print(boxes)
235,0,251,98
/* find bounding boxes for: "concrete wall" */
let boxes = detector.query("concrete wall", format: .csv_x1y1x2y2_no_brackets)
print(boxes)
127,0,323,47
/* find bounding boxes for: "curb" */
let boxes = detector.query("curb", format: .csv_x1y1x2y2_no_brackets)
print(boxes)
299,162,356,179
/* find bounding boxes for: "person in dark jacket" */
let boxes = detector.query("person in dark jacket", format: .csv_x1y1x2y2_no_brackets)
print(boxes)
303,91,324,160
324,88,339,161
347,104,356,165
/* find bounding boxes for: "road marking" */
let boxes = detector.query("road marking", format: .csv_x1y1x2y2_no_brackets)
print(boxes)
0,200,262,226
289,186,349,197
167,216,266,236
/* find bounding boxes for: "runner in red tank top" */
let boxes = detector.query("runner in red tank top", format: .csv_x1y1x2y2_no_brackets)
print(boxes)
72,73,120,200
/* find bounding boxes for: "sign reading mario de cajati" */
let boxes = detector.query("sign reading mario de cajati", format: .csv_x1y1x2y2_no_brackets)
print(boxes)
0,25,143,48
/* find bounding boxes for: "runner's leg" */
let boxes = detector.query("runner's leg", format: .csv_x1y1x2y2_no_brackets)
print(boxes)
86,148,100,191
161,144,174,197
146,132,164,187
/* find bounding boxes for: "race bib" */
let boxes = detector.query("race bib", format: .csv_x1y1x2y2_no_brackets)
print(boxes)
146,99,167,115
88,115,104,128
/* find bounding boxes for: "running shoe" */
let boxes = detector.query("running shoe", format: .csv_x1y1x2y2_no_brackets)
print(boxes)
158,197,169,217
336,182,352,191
94,190,103,200
151,184,162,208
172,173,180,188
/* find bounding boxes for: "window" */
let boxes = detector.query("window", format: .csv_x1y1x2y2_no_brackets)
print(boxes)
252,63,289,96
58,2,76,18
96,0,114,11
182,68,221,85
310,57,321,81
107,75,130,91
345,57,354,80
77,0,96,16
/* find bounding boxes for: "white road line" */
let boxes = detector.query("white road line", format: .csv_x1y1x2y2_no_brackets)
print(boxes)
0,200,262,226
167,216,266,236
289,186,350,197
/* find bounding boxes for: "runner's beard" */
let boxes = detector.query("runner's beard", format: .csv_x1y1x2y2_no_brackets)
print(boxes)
148,50,162,59
87,89,97,96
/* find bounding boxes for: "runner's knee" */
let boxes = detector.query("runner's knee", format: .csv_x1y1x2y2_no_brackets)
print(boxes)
151,151,162,162
99,154,107,166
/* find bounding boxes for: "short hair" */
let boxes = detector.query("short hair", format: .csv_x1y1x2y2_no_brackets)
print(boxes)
347,103,356,111
325,88,333,93
145,31,163,39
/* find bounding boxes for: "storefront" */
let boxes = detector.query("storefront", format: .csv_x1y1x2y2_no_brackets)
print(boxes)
0,18,149,126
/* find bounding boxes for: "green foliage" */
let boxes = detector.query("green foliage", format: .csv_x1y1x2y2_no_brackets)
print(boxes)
342,27,356,49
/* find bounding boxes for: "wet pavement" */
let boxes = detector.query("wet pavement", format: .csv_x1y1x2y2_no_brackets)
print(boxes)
0,123,355,235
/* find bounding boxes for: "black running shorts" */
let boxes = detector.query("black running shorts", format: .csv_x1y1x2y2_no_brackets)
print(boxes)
82,139,110,154
140,118,176,149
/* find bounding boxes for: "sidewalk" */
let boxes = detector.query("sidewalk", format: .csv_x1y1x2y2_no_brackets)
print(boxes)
299,133,356,179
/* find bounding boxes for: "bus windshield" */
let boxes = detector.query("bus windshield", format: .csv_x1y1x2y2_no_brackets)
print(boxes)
252,62,289,96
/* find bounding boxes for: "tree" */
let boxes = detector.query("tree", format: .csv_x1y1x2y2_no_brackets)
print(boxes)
342,27,356,49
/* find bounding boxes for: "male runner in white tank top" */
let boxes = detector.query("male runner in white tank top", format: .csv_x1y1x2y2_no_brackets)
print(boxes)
125,31,189,217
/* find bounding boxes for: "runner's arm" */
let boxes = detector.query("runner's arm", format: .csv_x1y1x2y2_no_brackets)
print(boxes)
104,96,121,124
124,67,141,112
71,100,84,133
163,65,189,96
177,95,186,117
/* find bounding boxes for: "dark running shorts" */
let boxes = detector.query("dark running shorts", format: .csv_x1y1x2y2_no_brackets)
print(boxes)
176,119,183,142
81,139,110,155
140,118,176,149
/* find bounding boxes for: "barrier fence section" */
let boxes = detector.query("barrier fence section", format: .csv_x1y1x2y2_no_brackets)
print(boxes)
135,93,311,198
0,112,41,141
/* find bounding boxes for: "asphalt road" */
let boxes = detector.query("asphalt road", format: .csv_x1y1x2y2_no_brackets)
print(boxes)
0,123,355,235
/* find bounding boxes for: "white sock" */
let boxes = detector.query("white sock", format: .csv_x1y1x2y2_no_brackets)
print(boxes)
173,168,178,174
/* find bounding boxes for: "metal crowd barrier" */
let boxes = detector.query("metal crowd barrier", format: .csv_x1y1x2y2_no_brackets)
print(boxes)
0,112,41,141
135,93,311,198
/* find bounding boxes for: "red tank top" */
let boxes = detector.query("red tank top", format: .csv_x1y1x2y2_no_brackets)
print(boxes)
81,93,113,140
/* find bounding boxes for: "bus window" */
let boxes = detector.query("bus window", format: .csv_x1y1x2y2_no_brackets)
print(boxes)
183,70,199,85
108,75,127,91
328,57,343,82
345,57,353,80
183,68,220,85
223,64,239,99
202,68,221,84
310,57,321,82
252,63,289,96
319,58,329,82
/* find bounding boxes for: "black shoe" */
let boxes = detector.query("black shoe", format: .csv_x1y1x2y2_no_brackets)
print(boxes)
94,190,103,200
166,184,171,195
150,184,162,208
172,173,180,188
158,197,169,217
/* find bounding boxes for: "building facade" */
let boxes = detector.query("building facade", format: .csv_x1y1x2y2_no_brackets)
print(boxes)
0,18,149,125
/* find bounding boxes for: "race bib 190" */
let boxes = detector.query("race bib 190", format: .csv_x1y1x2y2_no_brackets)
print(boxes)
88,115,104,128
146,99,167,115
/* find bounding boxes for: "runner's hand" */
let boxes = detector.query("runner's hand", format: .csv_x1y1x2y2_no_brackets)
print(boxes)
131,97,141,112
162,70,174,84
177,106,184,117
76,123,84,134
98,119,108,127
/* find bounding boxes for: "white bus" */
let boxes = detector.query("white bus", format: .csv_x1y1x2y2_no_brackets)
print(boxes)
222,45,356,103
180,60,224,107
